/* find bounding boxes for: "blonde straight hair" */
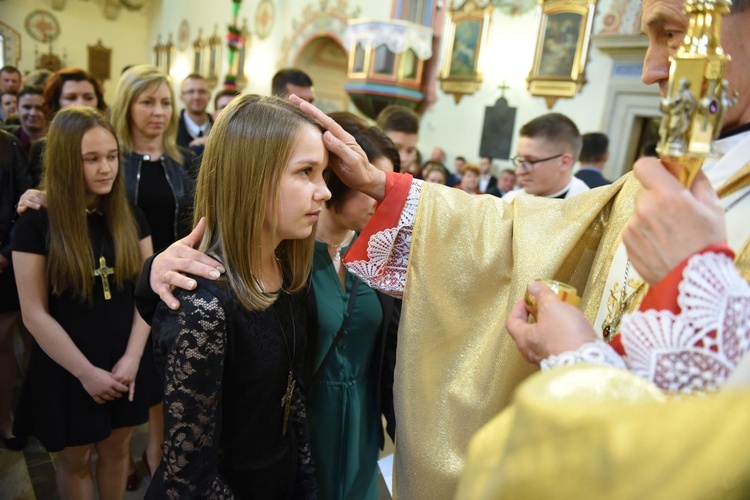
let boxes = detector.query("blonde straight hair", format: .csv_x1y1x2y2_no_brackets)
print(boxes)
42,106,142,303
194,94,323,311
110,64,183,164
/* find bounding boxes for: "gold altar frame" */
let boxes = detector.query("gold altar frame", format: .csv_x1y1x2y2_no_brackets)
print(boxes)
526,0,596,108
439,0,493,104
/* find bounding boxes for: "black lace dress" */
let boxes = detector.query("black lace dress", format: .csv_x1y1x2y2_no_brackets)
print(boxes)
145,276,317,499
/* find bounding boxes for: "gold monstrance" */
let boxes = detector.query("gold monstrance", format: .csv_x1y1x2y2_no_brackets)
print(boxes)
657,0,736,187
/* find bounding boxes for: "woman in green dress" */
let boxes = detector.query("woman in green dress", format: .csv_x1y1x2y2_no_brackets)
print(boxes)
305,112,401,499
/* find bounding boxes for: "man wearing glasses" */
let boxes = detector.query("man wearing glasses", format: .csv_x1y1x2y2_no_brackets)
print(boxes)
503,112,589,201
177,73,213,150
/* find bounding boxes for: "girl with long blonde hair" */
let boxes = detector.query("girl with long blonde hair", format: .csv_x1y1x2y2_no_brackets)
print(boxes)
12,106,153,499
145,94,329,497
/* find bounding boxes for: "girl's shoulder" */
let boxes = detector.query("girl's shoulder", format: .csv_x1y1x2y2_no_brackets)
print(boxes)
12,207,50,255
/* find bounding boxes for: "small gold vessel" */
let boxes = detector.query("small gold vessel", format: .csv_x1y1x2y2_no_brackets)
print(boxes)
524,279,581,318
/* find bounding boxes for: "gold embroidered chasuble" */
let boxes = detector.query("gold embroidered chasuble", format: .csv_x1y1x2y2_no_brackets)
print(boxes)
394,167,750,499
394,174,638,498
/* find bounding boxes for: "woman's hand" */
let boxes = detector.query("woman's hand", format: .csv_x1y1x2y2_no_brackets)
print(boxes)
78,365,129,404
506,282,597,364
112,353,141,401
289,94,387,201
623,158,726,285
16,189,47,214
150,218,225,310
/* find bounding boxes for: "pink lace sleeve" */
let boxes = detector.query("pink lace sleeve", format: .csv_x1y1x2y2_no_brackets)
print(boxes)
621,252,750,393
346,179,422,298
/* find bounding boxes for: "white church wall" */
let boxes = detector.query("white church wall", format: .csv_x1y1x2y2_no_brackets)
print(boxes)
1,0,153,105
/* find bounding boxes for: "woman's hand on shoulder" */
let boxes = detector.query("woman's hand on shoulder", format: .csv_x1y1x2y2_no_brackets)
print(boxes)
151,217,225,310
16,189,47,214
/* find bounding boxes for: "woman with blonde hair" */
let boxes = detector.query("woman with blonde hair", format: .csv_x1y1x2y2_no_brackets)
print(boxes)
12,106,152,498
111,64,196,253
111,64,196,483
145,94,328,498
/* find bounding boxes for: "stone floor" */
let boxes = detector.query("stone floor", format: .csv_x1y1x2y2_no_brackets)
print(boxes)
0,327,394,499
1,424,394,499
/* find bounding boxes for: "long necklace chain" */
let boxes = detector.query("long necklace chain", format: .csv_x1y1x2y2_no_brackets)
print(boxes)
271,298,297,436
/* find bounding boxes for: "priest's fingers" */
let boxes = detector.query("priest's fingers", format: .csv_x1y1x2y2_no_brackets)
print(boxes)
506,299,538,363
625,167,726,285
526,282,597,362
290,94,387,200
290,94,352,141
632,157,684,193
690,169,723,208
323,132,387,201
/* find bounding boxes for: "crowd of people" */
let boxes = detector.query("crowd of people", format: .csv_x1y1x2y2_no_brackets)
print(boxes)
1,0,750,497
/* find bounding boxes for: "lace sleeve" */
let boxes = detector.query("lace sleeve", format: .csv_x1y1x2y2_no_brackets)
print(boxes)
148,289,234,499
346,179,421,298
290,386,317,498
540,341,628,371
620,252,750,393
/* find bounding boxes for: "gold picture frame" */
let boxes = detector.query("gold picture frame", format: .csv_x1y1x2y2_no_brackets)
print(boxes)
526,0,596,108
439,0,493,104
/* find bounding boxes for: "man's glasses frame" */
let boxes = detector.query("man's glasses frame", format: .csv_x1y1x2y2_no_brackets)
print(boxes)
510,153,564,173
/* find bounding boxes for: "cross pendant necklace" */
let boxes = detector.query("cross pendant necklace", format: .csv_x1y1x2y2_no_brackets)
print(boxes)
271,298,296,436
602,260,644,341
93,255,114,300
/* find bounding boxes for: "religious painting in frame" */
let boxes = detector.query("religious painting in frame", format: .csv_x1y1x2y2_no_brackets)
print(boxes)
439,0,493,104
526,0,596,108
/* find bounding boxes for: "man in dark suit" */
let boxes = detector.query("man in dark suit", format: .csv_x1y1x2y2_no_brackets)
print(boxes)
575,132,612,188
176,74,213,150
478,156,497,193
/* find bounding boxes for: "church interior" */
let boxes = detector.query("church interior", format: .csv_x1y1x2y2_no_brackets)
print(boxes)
2,0,735,498
1,0,660,182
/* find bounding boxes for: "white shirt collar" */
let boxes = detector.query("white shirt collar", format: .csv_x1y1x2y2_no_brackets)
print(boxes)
183,111,210,139
703,129,750,188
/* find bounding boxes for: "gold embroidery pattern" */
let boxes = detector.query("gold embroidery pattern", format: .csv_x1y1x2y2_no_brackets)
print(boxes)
602,278,646,341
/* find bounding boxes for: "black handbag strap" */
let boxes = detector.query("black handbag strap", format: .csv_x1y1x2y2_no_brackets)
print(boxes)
308,277,360,390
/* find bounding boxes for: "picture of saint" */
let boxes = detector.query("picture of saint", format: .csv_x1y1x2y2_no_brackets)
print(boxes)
449,19,481,76
538,13,581,77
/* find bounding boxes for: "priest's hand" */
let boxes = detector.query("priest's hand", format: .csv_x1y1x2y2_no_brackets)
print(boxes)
622,157,726,285
16,189,47,214
150,217,225,310
507,282,597,364
289,94,387,201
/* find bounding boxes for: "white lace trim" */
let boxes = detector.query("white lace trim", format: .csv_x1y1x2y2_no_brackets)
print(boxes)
620,252,750,394
541,341,627,371
346,179,422,298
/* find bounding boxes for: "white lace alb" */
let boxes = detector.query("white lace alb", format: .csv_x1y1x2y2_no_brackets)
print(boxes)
542,252,750,394
346,179,421,298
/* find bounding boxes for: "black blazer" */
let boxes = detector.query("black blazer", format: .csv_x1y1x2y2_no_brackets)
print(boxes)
575,168,611,188
176,110,213,150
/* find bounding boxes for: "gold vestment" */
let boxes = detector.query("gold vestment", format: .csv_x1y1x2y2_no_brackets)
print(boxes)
394,166,750,498
456,365,750,499
395,174,638,498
